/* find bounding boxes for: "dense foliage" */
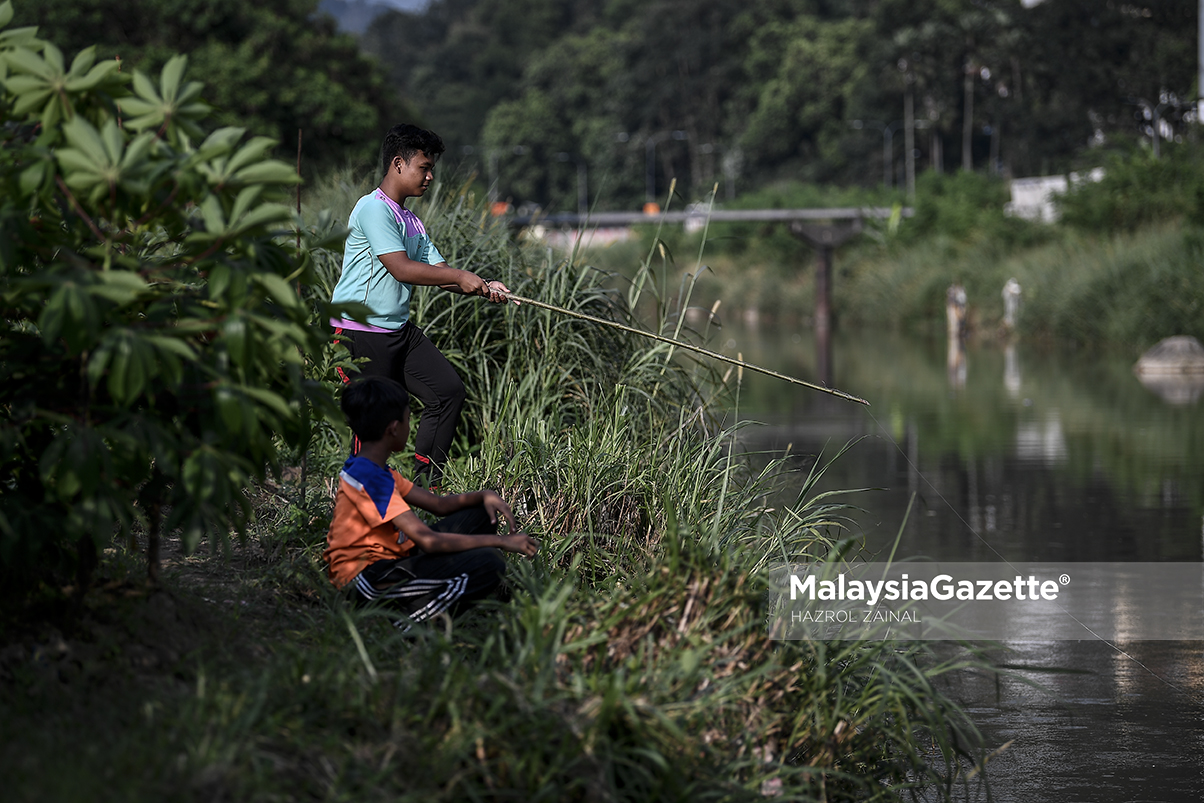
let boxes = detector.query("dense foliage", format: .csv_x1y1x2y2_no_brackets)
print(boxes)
8,0,410,174
363,0,1198,211
0,4,346,589
1057,144,1204,233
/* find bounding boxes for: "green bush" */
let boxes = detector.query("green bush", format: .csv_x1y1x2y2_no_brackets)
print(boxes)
8,0,408,176
145,526,985,802
1058,143,1204,232
1016,227,1204,349
0,4,345,589
896,170,1044,249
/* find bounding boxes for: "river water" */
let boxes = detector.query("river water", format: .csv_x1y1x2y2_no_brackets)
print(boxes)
720,324,1204,802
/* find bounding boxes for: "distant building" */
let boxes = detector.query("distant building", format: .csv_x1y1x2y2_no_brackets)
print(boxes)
1005,169,1104,223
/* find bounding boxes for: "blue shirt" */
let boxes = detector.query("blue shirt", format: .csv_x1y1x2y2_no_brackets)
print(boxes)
330,191,446,330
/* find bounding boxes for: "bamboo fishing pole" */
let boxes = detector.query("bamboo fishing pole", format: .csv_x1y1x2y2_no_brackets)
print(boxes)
499,292,869,406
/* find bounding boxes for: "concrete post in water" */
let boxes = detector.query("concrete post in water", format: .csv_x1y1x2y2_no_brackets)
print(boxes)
1002,277,1022,330
814,244,832,341
790,219,863,387
946,284,967,389
946,284,967,340
813,242,832,383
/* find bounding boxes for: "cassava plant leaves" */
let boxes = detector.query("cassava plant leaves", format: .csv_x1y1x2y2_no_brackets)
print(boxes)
0,12,341,587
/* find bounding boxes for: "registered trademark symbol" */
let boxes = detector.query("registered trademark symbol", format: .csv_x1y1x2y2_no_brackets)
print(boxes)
1059,573,1070,585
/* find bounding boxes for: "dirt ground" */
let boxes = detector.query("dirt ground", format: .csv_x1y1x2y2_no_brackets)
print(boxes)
0,529,327,802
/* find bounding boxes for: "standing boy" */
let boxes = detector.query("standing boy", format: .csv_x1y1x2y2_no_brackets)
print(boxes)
324,376,538,626
330,123,512,487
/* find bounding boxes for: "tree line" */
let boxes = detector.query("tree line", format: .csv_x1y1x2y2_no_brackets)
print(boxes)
11,0,1199,211
362,0,1198,211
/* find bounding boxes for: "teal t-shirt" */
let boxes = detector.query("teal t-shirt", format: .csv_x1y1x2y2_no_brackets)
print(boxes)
330,191,446,330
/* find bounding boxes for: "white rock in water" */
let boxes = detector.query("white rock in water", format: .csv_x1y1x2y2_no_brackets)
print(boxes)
1134,336,1204,376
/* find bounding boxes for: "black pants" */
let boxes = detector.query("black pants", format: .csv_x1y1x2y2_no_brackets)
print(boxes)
349,506,506,626
338,324,465,485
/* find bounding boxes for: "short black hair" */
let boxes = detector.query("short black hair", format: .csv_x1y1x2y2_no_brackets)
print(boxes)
381,123,445,174
341,376,410,442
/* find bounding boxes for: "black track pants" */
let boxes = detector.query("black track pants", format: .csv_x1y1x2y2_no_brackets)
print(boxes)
337,324,465,484
349,506,507,625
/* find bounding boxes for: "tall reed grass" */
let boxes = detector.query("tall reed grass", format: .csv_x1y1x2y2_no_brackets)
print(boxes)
839,223,1203,350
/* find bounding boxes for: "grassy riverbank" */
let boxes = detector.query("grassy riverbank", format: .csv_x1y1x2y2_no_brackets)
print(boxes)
585,146,1204,353
840,221,1201,349
2,178,994,801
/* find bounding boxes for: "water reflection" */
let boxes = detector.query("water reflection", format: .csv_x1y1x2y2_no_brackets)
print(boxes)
947,336,967,389
1004,342,1021,398
723,326,1204,563
1134,336,1204,405
1014,412,1067,465
718,323,1204,802
1137,373,1204,405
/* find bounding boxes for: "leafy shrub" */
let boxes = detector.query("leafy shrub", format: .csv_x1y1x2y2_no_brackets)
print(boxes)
8,0,408,176
897,170,1044,249
1058,143,1204,232
0,3,345,590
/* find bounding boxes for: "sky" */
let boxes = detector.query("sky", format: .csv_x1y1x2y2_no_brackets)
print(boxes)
375,0,431,10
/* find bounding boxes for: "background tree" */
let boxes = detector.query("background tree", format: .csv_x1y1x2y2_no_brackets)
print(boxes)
42,0,1183,208
361,0,599,158
740,14,875,183
1013,0,1198,172
480,27,636,210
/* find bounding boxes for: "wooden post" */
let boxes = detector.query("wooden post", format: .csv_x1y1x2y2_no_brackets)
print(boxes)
814,243,833,384
790,220,863,387
814,244,832,340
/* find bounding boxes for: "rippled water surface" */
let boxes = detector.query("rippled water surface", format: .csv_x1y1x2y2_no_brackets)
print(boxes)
722,324,1204,802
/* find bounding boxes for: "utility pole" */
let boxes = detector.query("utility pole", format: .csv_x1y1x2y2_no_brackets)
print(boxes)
556,152,588,216
645,130,687,206
962,60,975,172
904,76,916,199
897,58,917,198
